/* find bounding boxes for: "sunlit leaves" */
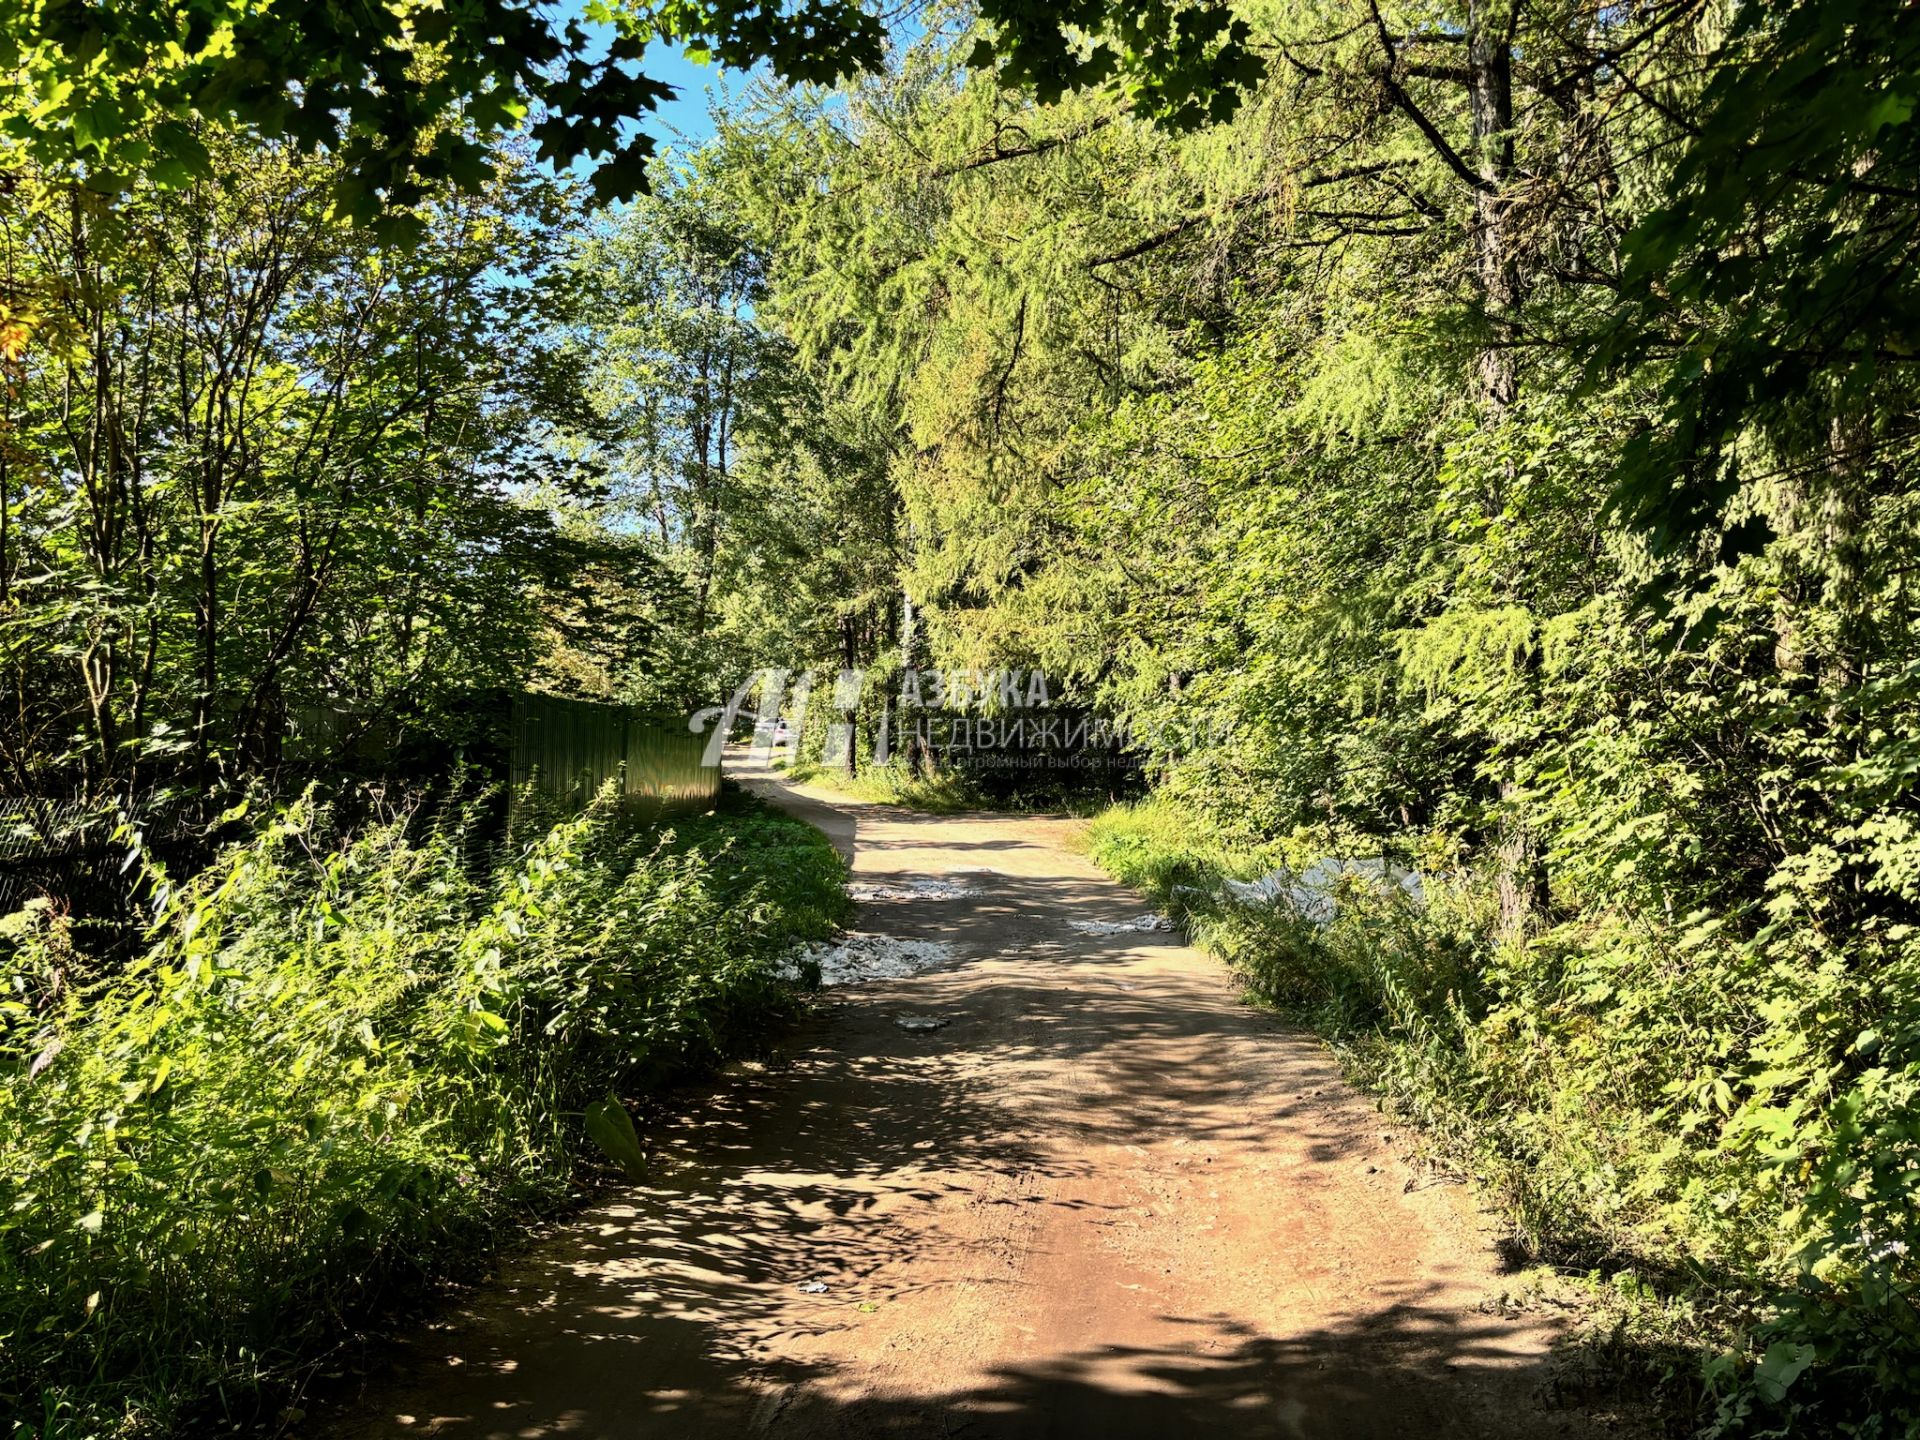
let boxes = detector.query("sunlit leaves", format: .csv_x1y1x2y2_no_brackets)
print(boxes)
1,0,1266,227
1597,0,1920,564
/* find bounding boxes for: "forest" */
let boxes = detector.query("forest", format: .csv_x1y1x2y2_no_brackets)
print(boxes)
3,0,1919,1435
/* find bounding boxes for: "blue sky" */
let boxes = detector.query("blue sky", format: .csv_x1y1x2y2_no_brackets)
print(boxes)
641,43,740,152
554,0,753,158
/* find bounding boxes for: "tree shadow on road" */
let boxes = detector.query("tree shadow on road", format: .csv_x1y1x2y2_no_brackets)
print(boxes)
315,820,1679,1440
315,980,1667,1440
320,1276,1652,1438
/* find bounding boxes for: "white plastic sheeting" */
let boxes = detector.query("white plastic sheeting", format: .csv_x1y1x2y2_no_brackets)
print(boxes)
849,878,983,902
1221,858,1424,925
1066,913,1177,936
784,933,961,986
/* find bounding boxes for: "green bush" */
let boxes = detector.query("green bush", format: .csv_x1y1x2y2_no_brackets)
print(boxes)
0,782,847,1438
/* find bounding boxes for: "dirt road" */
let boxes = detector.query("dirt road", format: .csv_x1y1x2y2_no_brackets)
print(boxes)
326,754,1627,1439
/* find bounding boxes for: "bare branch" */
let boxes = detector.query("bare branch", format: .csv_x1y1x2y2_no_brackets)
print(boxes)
933,116,1116,178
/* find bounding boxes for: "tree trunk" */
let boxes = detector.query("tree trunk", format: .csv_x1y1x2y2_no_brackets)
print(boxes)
899,588,931,775
1468,0,1519,415
194,504,220,778
840,616,860,780
1467,0,1541,943
1495,778,1548,942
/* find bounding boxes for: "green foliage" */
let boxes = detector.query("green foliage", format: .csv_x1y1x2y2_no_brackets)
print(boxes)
0,135,648,800
0,0,1258,229
0,782,847,1436
967,0,1259,127
1598,0,1920,563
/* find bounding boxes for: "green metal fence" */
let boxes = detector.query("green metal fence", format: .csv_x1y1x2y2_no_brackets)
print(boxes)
508,693,719,814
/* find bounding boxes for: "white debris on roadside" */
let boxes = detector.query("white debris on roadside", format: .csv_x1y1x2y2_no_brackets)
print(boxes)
849,877,982,902
1222,858,1425,925
782,933,961,986
895,1015,950,1032
1066,913,1177,936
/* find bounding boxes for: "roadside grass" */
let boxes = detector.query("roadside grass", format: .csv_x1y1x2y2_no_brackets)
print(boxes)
782,759,984,814
0,780,847,1439
782,758,1126,818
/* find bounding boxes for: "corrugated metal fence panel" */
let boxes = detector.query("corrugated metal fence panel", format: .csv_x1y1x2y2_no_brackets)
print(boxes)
509,693,718,815
0,799,107,915
0,696,717,916
0,797,173,937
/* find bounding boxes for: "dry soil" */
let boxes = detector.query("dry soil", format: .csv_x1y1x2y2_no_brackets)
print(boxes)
321,750,1638,1439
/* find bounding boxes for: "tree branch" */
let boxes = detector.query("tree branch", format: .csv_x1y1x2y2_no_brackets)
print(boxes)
1085,161,1431,269
933,116,1116,178
1380,74,1493,192
1366,0,1494,193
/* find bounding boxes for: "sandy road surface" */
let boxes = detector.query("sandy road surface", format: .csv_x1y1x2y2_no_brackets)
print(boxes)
323,751,1633,1439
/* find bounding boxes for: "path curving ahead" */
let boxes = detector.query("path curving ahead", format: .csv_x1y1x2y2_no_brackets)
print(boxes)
324,752,1633,1440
